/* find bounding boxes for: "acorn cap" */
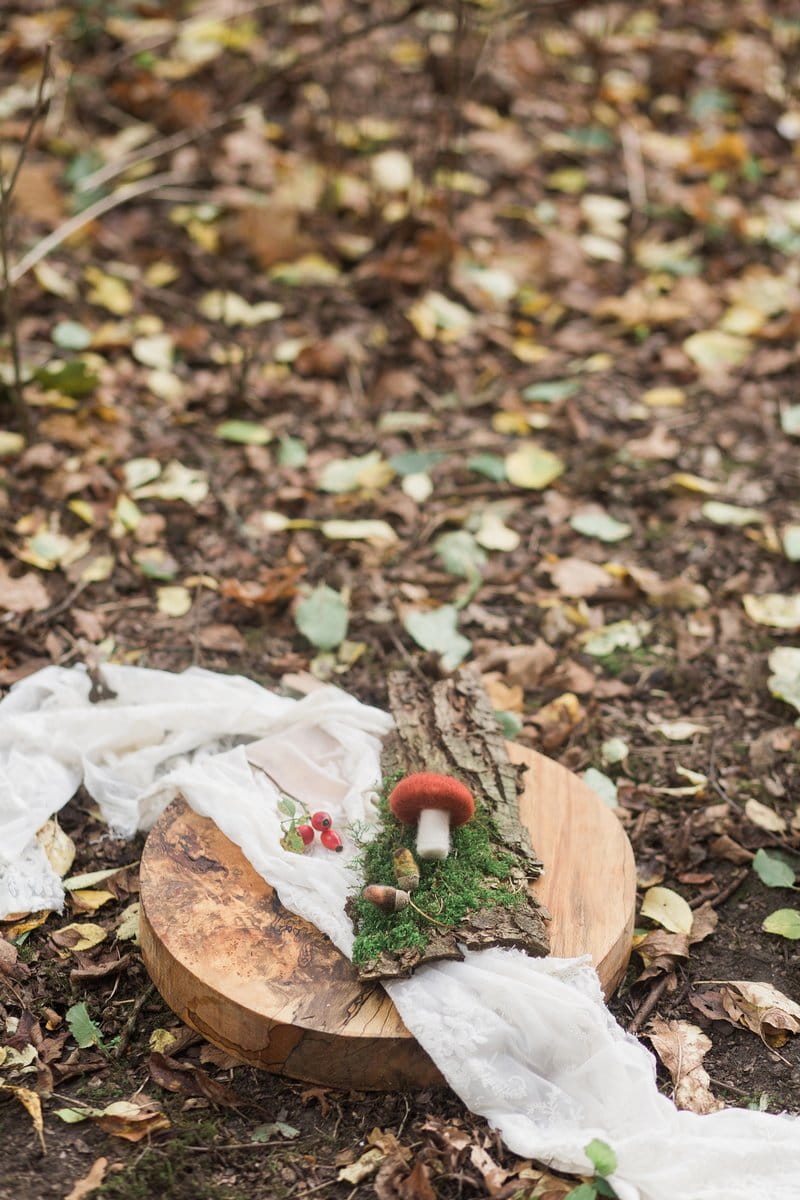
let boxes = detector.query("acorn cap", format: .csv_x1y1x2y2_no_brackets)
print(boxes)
388,773,475,826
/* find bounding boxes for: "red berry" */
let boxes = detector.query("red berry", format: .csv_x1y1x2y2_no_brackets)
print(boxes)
296,824,314,846
320,828,343,852
311,811,333,831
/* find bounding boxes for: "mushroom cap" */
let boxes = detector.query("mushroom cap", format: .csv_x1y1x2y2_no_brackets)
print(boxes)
388,772,475,826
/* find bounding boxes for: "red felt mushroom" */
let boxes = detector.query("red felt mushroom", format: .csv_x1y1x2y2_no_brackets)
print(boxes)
388,772,475,860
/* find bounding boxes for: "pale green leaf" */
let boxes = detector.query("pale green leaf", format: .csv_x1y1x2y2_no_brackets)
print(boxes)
278,436,308,467
752,849,796,889
582,620,649,657
403,605,471,670
66,1001,103,1049
768,646,800,715
781,525,800,562
762,909,800,939
132,333,174,370
570,510,632,543
295,585,349,650
318,451,393,493
116,901,140,943
601,737,628,764
215,420,272,445
582,768,618,808
52,321,92,351
701,501,764,527
435,530,487,578
585,1137,618,1178
467,453,506,481
133,460,209,504
780,405,800,437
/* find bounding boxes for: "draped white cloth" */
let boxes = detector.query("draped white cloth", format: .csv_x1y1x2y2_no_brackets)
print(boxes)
1,665,798,1200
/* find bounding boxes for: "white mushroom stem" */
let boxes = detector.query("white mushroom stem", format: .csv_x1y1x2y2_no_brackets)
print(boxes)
415,808,451,860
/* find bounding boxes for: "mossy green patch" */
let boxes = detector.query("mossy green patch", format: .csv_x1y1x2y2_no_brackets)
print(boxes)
351,778,521,965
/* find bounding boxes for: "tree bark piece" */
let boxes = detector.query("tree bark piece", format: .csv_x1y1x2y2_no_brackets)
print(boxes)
354,666,550,982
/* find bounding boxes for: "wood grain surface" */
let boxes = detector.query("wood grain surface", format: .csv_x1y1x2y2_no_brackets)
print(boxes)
140,743,636,1090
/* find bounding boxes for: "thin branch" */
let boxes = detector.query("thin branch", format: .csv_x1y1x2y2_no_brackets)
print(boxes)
0,44,52,437
9,172,180,284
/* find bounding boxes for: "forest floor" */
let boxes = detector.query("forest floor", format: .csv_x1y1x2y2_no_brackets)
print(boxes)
1,1,800,1198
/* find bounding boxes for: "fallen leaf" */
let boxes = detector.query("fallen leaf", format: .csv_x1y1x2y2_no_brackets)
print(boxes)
752,848,796,889
743,593,800,630
719,981,800,1048
215,420,273,445
640,886,694,934
295,584,349,651
745,798,788,834
148,1052,243,1107
435,530,487,578
156,586,192,617
582,767,618,807
548,557,612,598
768,647,800,716
133,460,209,505
653,720,709,741
683,329,751,370
632,929,690,981
197,624,246,653
318,451,394,493
0,1083,46,1152
505,443,565,489
762,908,800,940
407,290,475,341
530,692,586,750
36,819,75,877
475,511,520,552
94,1097,171,1141
116,902,140,942
337,1148,384,1184
404,605,471,671
51,923,107,952
647,1019,722,1114
321,520,397,544
570,509,632,543
582,620,649,657
198,290,283,326
0,562,50,613
601,737,628,764
64,1157,108,1200
702,501,764,527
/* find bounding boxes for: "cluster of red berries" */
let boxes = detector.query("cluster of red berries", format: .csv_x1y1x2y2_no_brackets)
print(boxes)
296,810,343,853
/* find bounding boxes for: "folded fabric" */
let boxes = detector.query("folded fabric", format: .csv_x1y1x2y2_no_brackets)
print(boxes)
1,665,797,1200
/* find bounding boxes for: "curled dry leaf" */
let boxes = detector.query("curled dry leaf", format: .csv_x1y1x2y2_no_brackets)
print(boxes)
148,1051,243,1107
530,692,586,750
632,929,690,983
64,1156,109,1200
718,981,800,1048
647,1018,723,1114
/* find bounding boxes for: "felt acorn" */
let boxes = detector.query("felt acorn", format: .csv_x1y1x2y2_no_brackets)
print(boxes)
392,847,420,892
362,884,410,912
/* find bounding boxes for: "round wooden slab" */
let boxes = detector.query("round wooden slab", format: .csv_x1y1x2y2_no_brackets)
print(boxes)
140,744,636,1091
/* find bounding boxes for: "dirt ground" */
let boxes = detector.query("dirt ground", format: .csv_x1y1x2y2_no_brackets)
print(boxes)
1,2,800,1197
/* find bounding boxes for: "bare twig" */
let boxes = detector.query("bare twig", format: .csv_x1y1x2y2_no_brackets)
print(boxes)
0,45,52,438
114,982,155,1060
9,171,180,284
628,971,674,1034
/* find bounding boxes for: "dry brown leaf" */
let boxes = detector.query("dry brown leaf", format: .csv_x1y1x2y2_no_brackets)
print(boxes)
627,565,710,610
197,623,247,653
529,692,586,750
477,639,557,689
688,902,719,944
647,1018,723,1114
626,426,680,461
481,672,524,713
0,936,31,982
469,1144,511,1195
147,1051,243,1107
719,981,800,1048
547,557,612,598
632,929,690,982
0,562,50,614
93,1095,171,1142
64,1156,108,1200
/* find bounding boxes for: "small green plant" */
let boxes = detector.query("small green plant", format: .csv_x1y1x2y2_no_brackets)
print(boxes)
565,1140,620,1199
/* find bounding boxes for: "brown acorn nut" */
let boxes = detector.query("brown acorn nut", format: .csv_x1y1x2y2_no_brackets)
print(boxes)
392,847,420,892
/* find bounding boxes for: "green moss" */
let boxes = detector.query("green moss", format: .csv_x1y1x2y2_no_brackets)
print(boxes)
351,777,522,965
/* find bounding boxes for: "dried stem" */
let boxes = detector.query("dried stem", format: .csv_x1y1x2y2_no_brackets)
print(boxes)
0,45,52,439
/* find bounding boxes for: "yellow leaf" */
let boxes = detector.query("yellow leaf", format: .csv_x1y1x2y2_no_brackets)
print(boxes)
84,267,133,316
53,922,108,951
70,889,115,914
0,1084,45,1152
36,819,76,878
149,1028,179,1054
683,330,751,370
505,443,565,489
157,586,192,617
116,901,140,942
643,387,686,408
743,593,800,630
640,886,694,934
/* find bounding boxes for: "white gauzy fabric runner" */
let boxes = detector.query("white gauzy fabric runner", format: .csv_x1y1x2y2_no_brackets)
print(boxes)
1,664,798,1200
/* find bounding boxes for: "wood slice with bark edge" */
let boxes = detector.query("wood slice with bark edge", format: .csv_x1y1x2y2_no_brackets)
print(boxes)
139,743,636,1092
352,667,549,981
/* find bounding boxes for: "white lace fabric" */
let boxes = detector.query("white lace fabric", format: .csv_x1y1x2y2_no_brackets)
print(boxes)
1,665,798,1200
